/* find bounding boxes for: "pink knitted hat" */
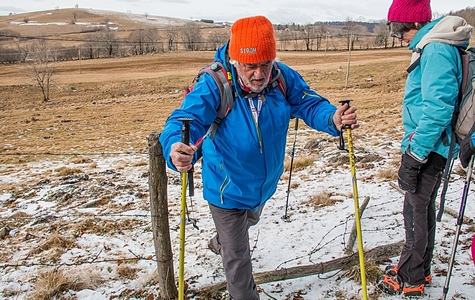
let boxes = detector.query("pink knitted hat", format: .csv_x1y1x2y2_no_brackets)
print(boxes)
387,0,432,22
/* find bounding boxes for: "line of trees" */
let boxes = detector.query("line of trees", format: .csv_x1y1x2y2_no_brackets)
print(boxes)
0,19,399,64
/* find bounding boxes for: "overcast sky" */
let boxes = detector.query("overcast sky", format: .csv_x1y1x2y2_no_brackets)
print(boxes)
0,0,473,24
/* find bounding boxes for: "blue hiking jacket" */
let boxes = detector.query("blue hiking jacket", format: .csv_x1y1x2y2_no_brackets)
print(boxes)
402,16,472,160
160,43,339,210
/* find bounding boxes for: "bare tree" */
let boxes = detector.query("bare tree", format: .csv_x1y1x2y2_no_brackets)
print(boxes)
342,17,366,50
291,30,301,50
129,28,146,55
81,32,100,59
143,27,162,53
374,20,390,48
129,27,162,54
180,22,204,51
314,22,328,51
164,24,179,52
96,29,119,57
207,31,229,50
301,24,316,51
277,29,292,51
24,39,56,101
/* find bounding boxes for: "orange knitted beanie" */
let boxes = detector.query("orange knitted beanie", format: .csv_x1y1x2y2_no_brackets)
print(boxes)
229,15,276,64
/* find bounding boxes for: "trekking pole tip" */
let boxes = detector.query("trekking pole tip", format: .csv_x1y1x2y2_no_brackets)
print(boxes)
281,215,291,222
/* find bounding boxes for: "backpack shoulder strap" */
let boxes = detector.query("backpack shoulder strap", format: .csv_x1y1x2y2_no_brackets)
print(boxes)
407,47,423,73
457,48,470,103
437,47,471,221
260,61,287,97
199,61,235,140
274,62,287,98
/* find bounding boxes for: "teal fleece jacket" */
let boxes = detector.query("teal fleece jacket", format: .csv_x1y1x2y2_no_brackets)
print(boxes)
402,16,472,161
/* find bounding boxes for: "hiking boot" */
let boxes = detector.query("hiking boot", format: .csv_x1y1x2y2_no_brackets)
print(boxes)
403,283,424,297
424,274,432,286
385,265,398,276
385,265,432,286
208,235,221,255
376,275,402,295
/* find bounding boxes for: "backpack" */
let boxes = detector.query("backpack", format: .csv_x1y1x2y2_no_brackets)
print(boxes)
185,60,287,146
452,46,475,142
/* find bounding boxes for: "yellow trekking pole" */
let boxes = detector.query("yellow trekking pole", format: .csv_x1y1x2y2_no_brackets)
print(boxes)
178,117,192,300
338,100,368,300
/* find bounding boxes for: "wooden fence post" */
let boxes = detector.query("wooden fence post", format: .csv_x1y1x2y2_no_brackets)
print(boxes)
148,132,178,299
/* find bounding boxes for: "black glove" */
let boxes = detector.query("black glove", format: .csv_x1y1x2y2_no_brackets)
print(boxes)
398,150,424,193
459,135,475,168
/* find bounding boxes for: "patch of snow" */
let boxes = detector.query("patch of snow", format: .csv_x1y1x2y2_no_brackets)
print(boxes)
0,127,474,299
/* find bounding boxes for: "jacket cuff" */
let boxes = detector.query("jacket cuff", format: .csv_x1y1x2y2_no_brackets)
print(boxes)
406,148,428,164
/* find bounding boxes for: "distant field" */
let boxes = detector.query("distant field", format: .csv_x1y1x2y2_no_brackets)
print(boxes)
0,48,409,165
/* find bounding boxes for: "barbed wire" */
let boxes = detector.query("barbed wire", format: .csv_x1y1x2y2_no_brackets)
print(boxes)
0,249,155,269
0,211,151,221
0,150,147,156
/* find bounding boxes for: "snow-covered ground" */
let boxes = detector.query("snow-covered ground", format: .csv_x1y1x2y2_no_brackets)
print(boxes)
0,126,474,299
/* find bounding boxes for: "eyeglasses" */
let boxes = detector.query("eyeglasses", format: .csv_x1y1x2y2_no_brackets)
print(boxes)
390,31,403,39
387,21,404,39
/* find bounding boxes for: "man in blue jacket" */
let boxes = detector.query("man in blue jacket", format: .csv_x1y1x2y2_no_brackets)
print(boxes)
377,0,473,298
160,15,358,300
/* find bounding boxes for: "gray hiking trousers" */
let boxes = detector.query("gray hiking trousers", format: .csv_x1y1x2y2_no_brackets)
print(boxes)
208,203,264,300
397,152,446,285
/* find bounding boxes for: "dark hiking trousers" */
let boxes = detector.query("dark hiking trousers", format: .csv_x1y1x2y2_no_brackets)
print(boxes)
208,203,263,300
397,152,446,286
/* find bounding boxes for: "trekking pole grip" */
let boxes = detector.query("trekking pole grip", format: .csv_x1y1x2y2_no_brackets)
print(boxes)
179,118,195,196
339,99,353,130
179,117,193,146
337,99,352,151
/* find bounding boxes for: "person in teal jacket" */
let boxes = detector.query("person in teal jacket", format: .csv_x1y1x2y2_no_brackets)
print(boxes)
377,0,473,298
160,15,358,300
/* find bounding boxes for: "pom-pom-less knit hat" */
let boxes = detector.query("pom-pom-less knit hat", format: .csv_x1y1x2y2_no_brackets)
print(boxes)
387,0,432,23
229,15,276,64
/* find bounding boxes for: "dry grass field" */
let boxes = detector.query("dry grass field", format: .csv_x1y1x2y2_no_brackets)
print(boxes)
0,48,409,166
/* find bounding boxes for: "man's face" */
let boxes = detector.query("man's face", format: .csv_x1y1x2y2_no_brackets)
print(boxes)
234,60,273,93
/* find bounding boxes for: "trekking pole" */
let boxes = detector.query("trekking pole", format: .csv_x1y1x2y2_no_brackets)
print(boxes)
338,100,368,300
441,155,474,300
283,118,299,221
437,134,456,222
178,117,192,300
